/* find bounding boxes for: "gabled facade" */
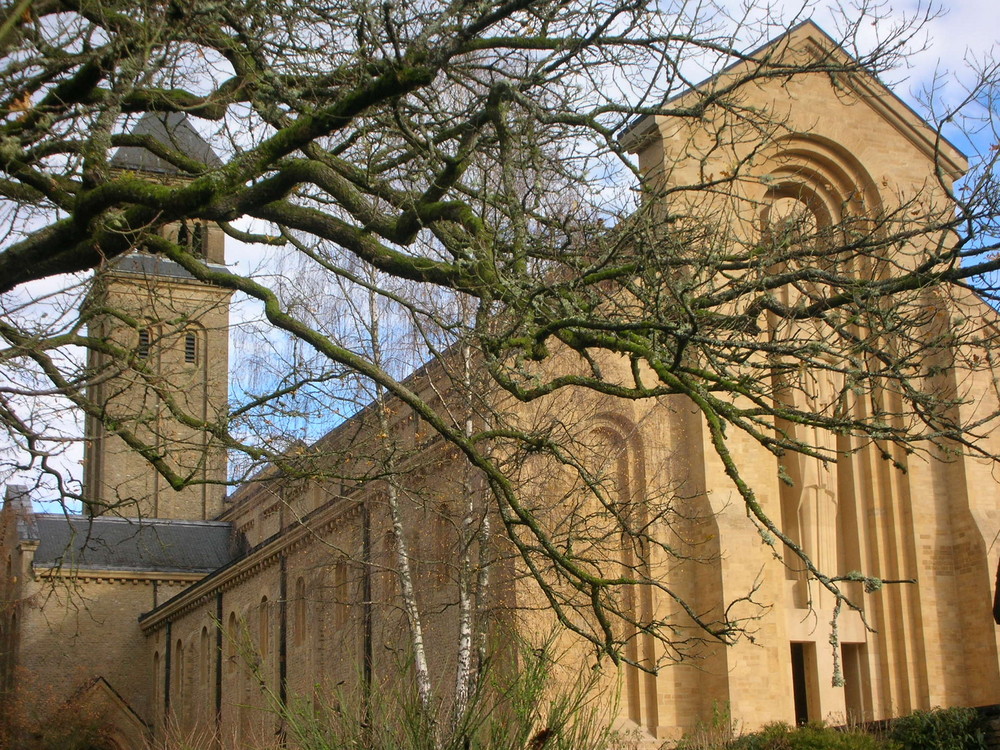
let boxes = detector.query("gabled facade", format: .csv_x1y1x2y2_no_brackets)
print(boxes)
609,21,1000,731
2,22,1000,750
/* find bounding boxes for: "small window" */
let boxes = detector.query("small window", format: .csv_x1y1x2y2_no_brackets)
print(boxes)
138,329,150,358
192,223,204,256
184,332,197,363
176,220,205,257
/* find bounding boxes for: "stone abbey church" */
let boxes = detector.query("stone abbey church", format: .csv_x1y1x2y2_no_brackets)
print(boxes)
3,21,1000,749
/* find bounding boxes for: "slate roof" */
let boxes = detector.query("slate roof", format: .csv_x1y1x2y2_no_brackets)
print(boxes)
109,251,230,281
110,112,222,175
32,514,235,574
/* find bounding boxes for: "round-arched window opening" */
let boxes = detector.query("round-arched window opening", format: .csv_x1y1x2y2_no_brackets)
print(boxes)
184,331,198,364
763,196,818,246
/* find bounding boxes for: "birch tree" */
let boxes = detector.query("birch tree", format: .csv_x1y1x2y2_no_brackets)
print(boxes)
1,0,999,697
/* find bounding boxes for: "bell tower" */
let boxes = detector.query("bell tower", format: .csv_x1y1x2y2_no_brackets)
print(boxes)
83,113,232,520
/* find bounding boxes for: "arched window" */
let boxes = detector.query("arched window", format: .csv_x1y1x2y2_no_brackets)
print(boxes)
184,331,198,364
153,650,162,724
226,612,237,673
761,194,822,246
200,626,210,706
175,220,206,257
294,577,307,647
137,328,150,359
174,638,185,708
259,596,270,660
191,222,204,255
4,611,15,691
592,422,657,736
333,560,349,627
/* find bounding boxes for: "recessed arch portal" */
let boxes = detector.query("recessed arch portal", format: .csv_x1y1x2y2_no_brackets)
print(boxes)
757,134,883,273
762,134,883,221
587,415,658,736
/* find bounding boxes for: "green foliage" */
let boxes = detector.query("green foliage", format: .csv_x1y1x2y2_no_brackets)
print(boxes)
888,707,988,750
675,721,901,750
673,702,737,750
278,638,627,750
674,707,994,750
0,669,115,750
725,723,898,750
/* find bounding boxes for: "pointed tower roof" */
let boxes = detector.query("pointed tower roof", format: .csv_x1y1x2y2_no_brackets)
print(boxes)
110,112,222,175
3,484,38,543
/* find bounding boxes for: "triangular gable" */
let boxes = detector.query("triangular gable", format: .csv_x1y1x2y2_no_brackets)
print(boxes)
621,20,966,180
71,676,150,750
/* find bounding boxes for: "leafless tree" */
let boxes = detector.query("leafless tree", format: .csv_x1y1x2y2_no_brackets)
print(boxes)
1,0,999,714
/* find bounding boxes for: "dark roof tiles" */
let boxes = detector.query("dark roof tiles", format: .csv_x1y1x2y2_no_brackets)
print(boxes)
110,112,222,175
32,514,235,574
108,252,230,281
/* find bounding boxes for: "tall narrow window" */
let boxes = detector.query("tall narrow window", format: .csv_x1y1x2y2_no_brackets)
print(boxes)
184,331,197,363
153,651,162,725
226,612,237,674
433,507,450,586
333,560,349,627
294,577,307,647
4,612,15,691
174,638,185,707
138,328,150,358
191,222,204,256
175,220,207,256
382,531,398,598
200,626,210,705
259,596,270,660
593,423,657,735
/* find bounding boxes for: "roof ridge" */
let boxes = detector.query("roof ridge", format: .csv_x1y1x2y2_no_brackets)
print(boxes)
36,513,232,527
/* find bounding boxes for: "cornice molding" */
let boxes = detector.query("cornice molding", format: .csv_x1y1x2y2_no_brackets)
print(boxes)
139,495,360,633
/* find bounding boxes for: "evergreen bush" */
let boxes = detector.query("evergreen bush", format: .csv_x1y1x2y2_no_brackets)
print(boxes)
887,707,988,750
726,722,897,750
674,721,900,750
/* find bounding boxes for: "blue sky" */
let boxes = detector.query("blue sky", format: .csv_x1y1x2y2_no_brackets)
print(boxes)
736,1,999,157
9,0,999,512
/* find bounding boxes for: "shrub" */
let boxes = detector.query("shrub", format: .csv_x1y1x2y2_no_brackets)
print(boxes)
276,636,629,750
674,721,901,750
888,707,988,750
0,668,116,750
727,722,898,750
